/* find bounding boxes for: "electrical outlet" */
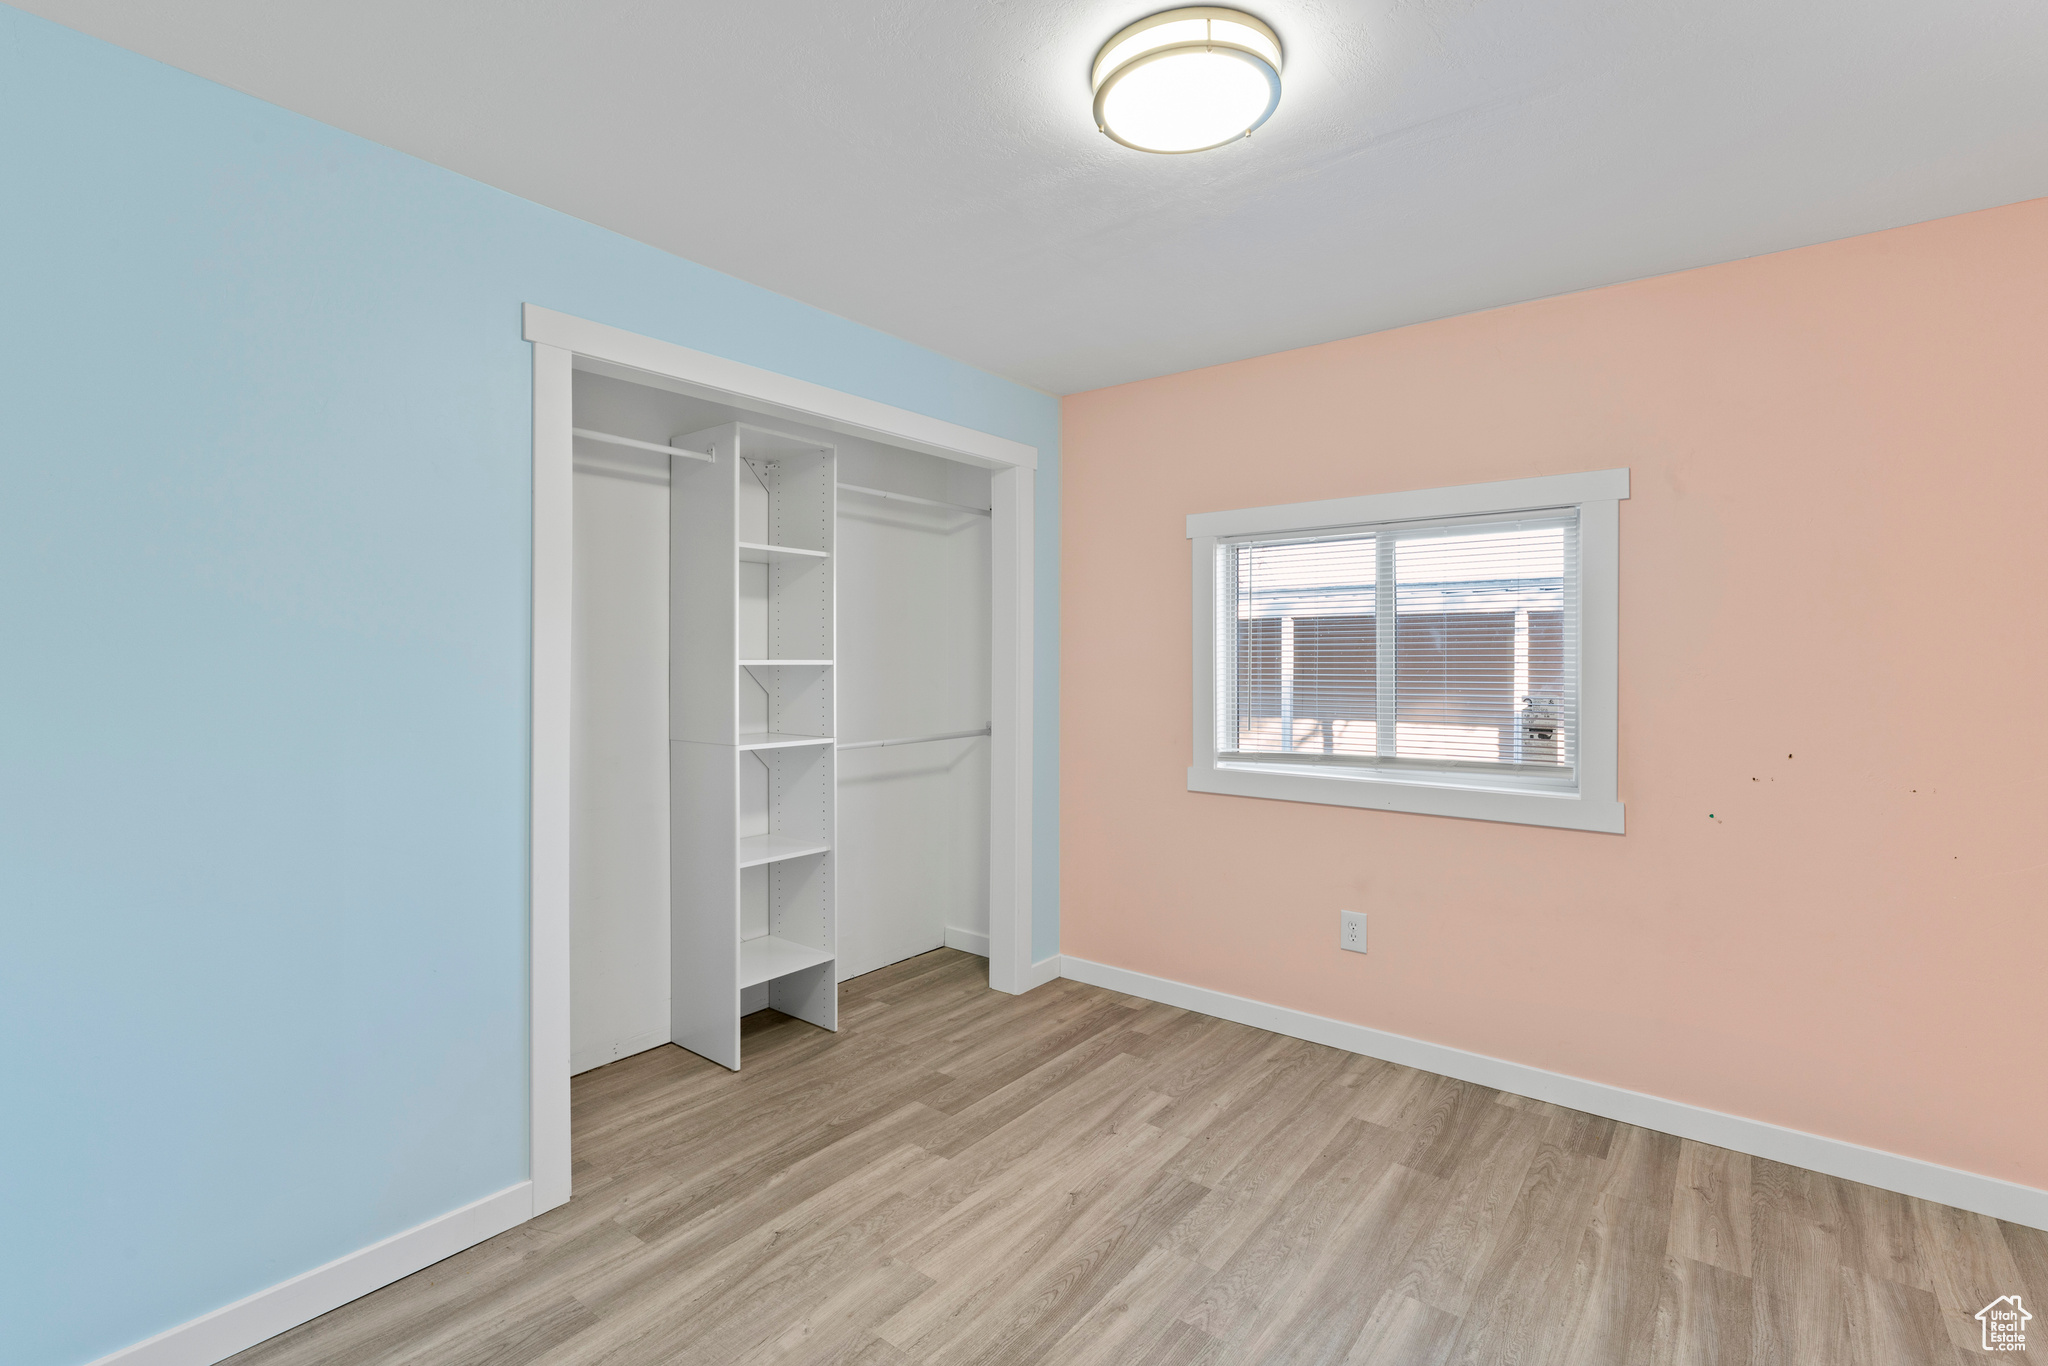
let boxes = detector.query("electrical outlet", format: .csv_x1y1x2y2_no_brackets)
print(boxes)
1340,910,1368,954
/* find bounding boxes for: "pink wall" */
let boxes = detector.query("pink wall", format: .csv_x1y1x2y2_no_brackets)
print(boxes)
1059,197,2048,1191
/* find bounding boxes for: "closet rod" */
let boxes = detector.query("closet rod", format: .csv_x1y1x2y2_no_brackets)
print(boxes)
837,482,991,517
574,427,713,464
838,726,991,752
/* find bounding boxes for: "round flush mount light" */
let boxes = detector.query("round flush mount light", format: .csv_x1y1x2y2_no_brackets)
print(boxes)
1092,7,1283,154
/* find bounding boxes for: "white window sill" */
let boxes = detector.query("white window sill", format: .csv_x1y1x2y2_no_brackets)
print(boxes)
1188,762,1625,833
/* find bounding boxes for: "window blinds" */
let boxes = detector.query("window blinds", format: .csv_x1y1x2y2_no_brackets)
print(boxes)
1219,510,1578,782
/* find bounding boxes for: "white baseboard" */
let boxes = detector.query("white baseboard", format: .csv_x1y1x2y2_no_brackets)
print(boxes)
943,925,991,957
1018,952,1064,991
1060,956,2048,1233
88,1181,535,1366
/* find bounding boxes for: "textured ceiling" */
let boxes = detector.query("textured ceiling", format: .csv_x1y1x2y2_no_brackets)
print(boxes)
19,0,2048,393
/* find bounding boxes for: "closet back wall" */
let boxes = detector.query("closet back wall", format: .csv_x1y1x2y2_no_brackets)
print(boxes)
0,10,1056,1365
834,454,993,975
572,450,673,1074
1059,197,2048,1198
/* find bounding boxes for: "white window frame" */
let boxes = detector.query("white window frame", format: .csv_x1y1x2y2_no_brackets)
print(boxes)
1189,469,1626,834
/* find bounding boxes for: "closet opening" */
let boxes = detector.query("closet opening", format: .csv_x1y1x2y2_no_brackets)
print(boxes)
528,307,1040,1204
569,365,998,1078
526,306,1039,1212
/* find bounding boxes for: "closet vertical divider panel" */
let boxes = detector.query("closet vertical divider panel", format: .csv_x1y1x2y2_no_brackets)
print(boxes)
671,423,838,1072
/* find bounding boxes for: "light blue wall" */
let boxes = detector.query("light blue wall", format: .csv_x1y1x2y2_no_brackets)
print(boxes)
0,10,1058,1364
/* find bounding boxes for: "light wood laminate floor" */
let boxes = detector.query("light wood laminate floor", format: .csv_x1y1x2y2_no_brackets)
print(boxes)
230,950,2044,1366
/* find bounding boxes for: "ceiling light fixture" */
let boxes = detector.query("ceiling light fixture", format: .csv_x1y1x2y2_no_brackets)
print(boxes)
1092,7,1283,154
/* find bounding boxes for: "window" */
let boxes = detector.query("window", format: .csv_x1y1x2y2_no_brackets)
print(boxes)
1188,470,1626,832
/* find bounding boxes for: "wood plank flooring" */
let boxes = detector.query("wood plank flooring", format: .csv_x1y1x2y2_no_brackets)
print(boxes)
229,950,2043,1366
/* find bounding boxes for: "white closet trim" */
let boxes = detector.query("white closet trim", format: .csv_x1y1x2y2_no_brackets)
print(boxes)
526,304,1035,470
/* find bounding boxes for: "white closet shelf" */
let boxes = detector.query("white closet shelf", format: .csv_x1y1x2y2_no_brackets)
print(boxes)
736,732,834,751
737,542,829,564
739,935,834,988
738,834,831,868
737,659,833,667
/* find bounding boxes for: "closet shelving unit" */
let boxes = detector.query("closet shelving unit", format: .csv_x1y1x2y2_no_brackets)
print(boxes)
670,422,838,1070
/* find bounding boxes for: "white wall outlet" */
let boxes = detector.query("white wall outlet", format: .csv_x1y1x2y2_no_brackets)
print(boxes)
1340,910,1368,954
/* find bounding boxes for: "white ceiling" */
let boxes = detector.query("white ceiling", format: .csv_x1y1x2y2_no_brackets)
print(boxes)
21,0,2048,394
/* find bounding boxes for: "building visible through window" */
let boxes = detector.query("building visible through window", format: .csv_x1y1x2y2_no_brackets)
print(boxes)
1222,516,1577,779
